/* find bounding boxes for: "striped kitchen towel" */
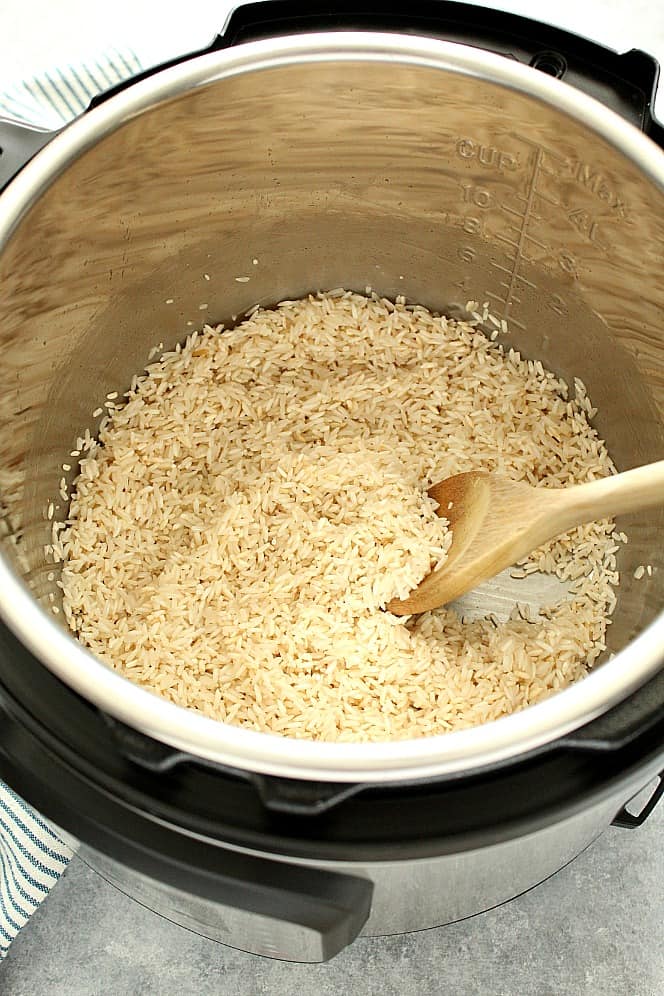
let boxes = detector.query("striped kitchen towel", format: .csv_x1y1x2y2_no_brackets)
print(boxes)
0,783,72,959
0,48,142,959
0,47,142,129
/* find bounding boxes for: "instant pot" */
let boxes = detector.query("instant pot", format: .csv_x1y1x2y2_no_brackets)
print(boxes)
0,0,663,962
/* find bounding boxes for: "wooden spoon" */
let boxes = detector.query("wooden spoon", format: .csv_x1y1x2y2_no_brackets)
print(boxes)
387,461,664,616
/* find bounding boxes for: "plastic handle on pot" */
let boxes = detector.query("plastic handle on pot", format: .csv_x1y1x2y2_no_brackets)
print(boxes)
83,724,374,958
0,717,373,963
612,772,664,828
0,118,57,193
158,848,374,962
102,713,365,815
216,0,664,143
251,773,364,816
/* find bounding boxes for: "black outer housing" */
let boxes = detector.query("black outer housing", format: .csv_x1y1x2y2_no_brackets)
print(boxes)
0,0,664,950
0,608,663,864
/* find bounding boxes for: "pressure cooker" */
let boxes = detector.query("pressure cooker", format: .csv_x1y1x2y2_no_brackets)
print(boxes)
0,0,663,963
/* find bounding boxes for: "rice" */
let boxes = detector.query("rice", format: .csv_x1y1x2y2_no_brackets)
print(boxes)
57,292,620,742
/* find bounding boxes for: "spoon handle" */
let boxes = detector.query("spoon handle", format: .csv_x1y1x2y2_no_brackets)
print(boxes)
554,458,664,531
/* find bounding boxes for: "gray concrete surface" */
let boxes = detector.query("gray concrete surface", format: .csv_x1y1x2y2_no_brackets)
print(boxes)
1,802,662,995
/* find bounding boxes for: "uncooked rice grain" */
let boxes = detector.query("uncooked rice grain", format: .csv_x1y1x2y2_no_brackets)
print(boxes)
58,292,621,742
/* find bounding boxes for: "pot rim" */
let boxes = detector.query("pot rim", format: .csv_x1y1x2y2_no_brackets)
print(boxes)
1,32,663,783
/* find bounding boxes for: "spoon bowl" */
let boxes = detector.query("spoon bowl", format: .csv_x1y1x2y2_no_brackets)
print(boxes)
387,460,664,616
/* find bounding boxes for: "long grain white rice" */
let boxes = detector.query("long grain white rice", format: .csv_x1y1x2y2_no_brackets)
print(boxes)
57,292,620,742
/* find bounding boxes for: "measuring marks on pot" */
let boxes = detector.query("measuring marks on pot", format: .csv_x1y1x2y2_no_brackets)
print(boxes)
488,137,572,330
454,133,615,331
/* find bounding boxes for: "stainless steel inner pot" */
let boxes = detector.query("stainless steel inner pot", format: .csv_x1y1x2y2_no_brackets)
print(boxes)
1,33,663,782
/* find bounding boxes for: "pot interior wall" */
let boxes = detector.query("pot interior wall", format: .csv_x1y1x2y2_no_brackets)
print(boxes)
1,53,663,667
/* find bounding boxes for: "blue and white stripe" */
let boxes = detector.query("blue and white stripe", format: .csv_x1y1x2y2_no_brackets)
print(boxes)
0,783,72,959
0,48,142,130
0,49,143,957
